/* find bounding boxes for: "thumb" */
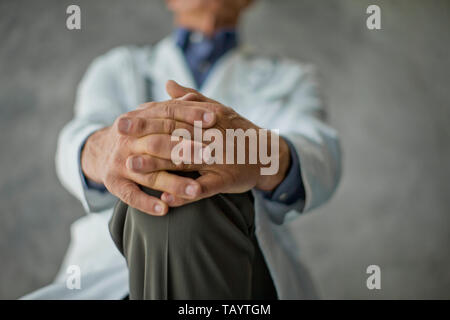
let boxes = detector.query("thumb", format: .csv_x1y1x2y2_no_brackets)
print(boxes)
165,80,213,102
166,80,196,99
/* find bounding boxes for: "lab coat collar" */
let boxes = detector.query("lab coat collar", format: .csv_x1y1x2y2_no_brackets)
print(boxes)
150,36,241,96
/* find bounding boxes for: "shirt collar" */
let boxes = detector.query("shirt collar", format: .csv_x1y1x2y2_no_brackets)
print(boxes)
174,27,238,54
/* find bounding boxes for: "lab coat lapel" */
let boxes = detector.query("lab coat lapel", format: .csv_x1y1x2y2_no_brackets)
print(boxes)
151,38,197,91
200,49,240,98
151,37,240,99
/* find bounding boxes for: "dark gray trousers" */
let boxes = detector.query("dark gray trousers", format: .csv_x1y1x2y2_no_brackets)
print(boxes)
109,183,277,300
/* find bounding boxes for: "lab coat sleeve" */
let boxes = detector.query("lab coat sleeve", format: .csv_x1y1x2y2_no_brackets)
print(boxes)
55,48,133,213
259,64,342,224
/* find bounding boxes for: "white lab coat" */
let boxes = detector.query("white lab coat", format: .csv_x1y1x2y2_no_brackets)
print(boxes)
23,36,341,299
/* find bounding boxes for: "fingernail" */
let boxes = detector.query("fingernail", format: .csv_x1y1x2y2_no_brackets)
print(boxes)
203,112,214,124
131,157,143,170
164,194,174,204
118,118,131,133
154,203,163,214
185,184,198,197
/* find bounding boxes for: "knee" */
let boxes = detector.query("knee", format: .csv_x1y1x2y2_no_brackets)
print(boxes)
124,192,255,251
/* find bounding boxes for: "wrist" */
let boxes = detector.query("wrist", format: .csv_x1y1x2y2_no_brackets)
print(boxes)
256,136,291,192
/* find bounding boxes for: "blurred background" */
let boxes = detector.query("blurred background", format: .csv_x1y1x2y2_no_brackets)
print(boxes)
1,0,449,299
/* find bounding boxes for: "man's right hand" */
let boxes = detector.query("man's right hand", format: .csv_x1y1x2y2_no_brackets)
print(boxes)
81,99,216,216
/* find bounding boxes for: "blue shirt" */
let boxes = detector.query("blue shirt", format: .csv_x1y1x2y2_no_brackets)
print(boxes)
81,28,306,205
174,28,238,89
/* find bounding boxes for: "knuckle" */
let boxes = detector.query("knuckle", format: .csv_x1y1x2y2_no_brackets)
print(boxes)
201,183,209,195
145,157,157,171
146,137,161,154
223,105,233,114
215,106,227,118
116,134,129,148
111,154,123,169
162,103,174,119
175,181,189,195
192,108,204,120
145,119,157,134
121,184,135,204
174,121,188,132
165,177,182,194
123,191,134,205
164,119,176,133
134,117,145,133
145,172,158,187
114,115,126,131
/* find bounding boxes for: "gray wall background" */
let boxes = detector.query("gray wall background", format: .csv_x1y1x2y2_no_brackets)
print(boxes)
0,0,449,299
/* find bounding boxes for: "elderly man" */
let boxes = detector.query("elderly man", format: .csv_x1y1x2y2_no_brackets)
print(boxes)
25,0,341,300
